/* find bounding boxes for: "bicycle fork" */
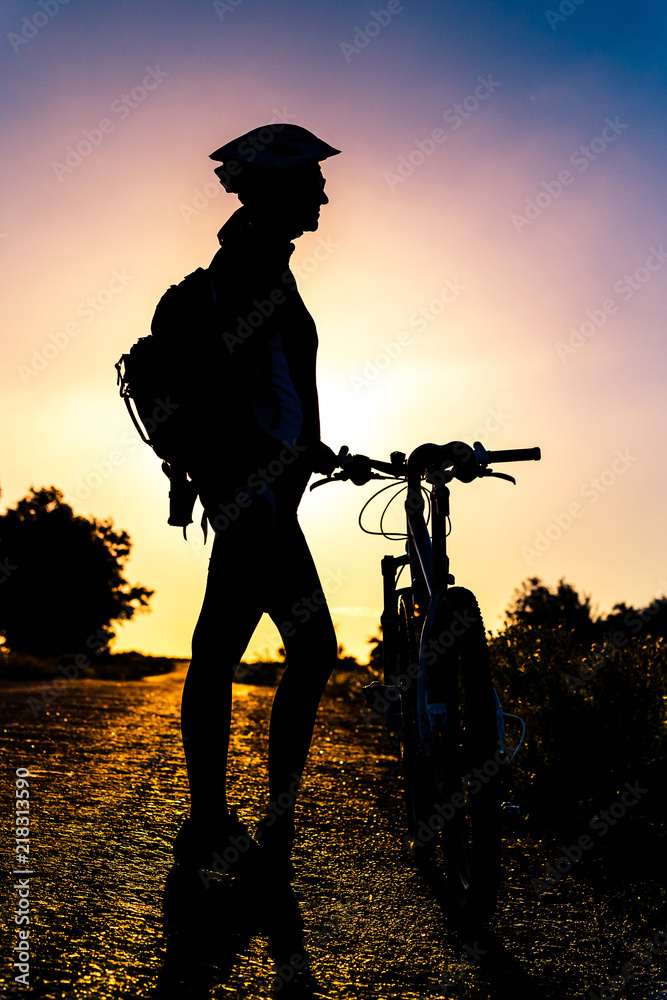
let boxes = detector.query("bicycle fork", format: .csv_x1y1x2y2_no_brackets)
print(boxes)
362,553,411,737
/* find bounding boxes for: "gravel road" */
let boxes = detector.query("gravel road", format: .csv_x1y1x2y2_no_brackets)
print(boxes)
1,663,666,999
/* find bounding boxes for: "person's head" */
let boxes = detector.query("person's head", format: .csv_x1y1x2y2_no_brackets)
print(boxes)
210,124,340,239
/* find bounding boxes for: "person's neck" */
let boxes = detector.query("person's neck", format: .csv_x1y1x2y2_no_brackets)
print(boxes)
217,206,299,257
245,208,302,244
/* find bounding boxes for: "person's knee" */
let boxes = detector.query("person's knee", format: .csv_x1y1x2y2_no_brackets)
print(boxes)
281,615,337,677
312,620,338,680
294,611,337,655
190,621,214,660
324,624,338,668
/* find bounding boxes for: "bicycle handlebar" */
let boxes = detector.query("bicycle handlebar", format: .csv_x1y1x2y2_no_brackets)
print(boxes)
310,441,541,491
486,447,541,464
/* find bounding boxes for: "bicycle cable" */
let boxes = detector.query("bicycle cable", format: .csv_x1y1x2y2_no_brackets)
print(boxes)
358,479,432,540
357,480,405,538
395,561,406,587
379,482,410,540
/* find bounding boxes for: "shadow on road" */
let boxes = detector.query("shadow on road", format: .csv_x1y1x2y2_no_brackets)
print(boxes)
153,864,323,998
419,862,556,1000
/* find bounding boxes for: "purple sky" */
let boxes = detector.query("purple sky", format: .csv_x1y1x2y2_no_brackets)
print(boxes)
1,0,665,659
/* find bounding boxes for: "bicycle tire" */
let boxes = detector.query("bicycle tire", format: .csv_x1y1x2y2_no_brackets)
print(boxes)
394,593,438,862
429,586,504,924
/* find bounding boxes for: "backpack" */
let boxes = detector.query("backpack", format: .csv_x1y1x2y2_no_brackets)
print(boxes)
115,266,215,539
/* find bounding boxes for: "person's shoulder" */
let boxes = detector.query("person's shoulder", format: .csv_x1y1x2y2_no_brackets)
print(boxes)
214,206,252,253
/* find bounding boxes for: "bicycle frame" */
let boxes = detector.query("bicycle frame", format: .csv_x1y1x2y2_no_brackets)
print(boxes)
380,460,459,735
381,460,505,747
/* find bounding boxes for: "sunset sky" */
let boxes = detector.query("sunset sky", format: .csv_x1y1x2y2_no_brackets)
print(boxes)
1,0,665,663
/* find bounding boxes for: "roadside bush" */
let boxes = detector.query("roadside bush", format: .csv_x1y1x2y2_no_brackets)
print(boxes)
489,622,667,829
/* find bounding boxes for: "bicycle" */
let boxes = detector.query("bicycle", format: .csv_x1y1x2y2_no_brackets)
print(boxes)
311,438,541,924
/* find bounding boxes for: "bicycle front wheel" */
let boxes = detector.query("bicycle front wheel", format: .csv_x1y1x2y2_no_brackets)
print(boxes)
429,586,504,925
395,593,438,863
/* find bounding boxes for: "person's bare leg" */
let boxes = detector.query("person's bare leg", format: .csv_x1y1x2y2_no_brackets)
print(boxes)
181,531,263,831
261,520,337,851
268,606,336,807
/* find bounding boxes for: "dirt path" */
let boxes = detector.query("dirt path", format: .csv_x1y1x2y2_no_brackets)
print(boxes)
0,665,665,999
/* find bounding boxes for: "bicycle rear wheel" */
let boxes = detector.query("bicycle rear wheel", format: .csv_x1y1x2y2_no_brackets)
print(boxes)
430,587,504,925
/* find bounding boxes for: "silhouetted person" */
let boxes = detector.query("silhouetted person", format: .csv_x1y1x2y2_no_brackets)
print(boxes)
173,125,341,879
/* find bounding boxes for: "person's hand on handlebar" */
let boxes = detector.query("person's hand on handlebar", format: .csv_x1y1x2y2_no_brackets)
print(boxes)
309,441,339,476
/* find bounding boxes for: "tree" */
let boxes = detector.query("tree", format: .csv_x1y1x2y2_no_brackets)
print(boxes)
641,597,667,640
367,630,383,672
505,576,597,636
0,486,153,658
603,598,667,642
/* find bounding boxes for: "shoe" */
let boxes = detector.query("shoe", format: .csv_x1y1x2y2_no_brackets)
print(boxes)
173,807,261,875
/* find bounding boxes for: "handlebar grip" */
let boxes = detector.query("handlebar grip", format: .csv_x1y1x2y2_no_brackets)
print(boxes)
486,447,541,463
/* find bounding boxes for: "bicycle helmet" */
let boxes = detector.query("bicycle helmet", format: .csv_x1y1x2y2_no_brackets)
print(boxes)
210,123,340,192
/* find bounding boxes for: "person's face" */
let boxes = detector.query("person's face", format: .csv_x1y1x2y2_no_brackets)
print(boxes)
243,162,329,238
281,163,329,235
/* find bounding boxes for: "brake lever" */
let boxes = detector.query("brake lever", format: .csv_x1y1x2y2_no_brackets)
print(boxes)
310,474,345,491
481,468,517,485
310,445,352,491
310,470,387,491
